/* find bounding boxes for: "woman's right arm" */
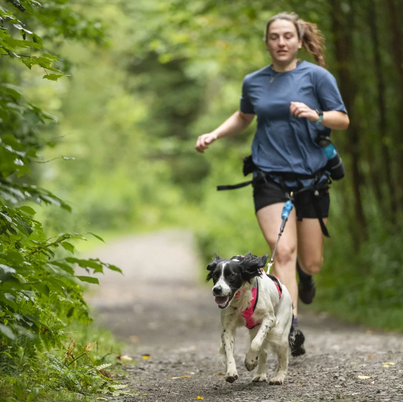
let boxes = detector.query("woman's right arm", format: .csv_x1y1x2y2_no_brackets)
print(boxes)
195,111,255,153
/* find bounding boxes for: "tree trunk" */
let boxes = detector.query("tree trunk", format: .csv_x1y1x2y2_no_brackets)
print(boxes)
329,0,367,243
368,0,397,219
386,0,403,213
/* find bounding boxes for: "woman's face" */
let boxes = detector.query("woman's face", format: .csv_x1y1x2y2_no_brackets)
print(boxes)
266,19,302,66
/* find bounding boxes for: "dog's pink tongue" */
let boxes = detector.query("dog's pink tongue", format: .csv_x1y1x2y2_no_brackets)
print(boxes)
215,296,229,306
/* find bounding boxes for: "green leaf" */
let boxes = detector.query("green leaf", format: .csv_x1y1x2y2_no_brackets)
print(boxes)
0,324,15,340
19,206,36,215
66,258,103,271
41,111,59,122
104,263,123,274
67,307,74,318
76,276,99,285
61,242,74,254
14,383,24,401
43,74,63,81
89,232,105,243
48,262,74,276
32,283,50,297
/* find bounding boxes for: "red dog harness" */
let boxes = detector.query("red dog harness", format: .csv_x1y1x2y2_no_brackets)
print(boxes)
236,270,282,329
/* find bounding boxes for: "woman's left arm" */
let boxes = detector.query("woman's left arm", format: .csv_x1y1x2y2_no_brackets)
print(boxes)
290,101,350,130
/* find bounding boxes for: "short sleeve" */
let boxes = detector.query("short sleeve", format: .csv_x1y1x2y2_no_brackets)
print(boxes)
316,71,347,114
240,77,255,114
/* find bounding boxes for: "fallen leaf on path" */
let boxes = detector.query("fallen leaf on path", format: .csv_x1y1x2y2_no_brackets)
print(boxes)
142,354,151,360
182,375,190,378
117,355,133,361
358,376,371,379
367,354,375,358
218,372,223,376
382,362,395,367
196,397,204,400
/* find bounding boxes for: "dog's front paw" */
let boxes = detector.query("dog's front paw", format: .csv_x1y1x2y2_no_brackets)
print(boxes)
225,372,238,383
269,374,285,385
252,373,267,382
245,351,259,371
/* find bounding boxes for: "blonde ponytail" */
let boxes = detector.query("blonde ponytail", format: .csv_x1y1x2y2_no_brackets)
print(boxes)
298,19,327,68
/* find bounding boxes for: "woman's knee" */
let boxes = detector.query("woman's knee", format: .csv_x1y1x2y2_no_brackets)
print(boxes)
274,244,297,266
299,258,323,275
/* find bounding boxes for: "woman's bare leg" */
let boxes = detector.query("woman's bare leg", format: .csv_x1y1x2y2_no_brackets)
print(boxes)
297,218,327,275
256,203,298,316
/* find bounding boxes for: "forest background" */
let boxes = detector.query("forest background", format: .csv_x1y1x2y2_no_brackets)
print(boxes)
23,0,403,328
0,0,403,399
37,0,403,329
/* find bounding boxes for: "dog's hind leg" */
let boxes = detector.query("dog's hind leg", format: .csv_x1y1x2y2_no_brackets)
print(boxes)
269,341,289,385
221,327,238,383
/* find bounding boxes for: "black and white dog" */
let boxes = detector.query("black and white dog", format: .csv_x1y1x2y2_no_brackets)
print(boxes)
206,253,293,384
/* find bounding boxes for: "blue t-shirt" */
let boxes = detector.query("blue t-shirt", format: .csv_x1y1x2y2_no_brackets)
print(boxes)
240,61,347,180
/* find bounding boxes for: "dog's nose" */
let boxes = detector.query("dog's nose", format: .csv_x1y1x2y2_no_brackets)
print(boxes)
213,285,223,295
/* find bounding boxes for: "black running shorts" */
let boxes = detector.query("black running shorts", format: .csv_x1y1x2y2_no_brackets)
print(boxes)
253,178,330,220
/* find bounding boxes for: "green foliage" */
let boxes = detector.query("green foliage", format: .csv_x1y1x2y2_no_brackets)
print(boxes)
0,321,129,401
0,0,126,399
16,0,403,337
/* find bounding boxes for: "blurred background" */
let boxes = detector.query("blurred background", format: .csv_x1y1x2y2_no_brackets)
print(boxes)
10,0,403,330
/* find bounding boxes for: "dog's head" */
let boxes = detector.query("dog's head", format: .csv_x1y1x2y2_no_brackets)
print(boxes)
205,252,268,309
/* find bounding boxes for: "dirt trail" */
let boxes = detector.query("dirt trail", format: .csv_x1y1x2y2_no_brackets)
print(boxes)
85,229,403,402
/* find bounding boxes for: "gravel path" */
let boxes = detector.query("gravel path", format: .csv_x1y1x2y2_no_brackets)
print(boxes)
85,229,403,402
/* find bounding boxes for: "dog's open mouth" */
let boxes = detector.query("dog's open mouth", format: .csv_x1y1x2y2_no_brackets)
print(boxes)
215,295,232,309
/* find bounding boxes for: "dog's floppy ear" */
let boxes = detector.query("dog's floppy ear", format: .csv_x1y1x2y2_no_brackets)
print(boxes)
206,253,220,282
240,252,268,283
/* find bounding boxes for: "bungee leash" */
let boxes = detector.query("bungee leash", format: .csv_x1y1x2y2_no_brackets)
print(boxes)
267,200,294,273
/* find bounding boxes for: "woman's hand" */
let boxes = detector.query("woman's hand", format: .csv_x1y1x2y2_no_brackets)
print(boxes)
195,133,217,153
195,111,255,154
290,102,319,122
290,101,350,130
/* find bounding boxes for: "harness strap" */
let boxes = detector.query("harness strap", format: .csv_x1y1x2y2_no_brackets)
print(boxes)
217,170,324,192
242,279,260,329
310,191,330,237
267,274,282,298
217,180,253,191
217,167,330,237
241,274,283,330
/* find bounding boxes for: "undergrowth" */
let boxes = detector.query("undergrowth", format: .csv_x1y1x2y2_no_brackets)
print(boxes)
0,321,133,402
